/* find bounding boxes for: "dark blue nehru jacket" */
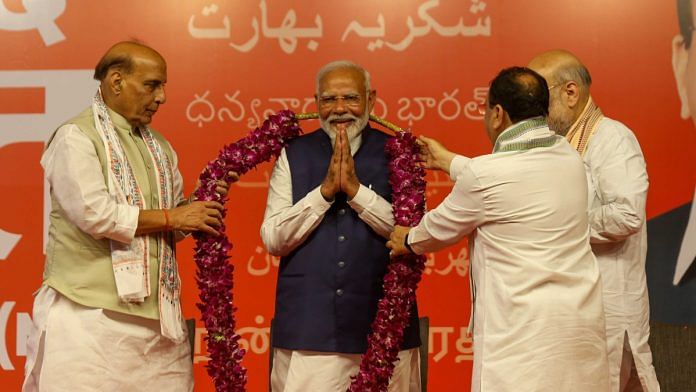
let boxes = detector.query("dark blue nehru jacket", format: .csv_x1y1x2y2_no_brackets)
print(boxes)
272,126,420,353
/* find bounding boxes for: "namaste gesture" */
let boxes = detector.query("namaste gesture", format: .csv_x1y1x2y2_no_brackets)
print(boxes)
320,127,360,200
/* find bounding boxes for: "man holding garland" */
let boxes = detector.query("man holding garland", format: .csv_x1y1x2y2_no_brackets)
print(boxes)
388,66,610,392
23,41,232,391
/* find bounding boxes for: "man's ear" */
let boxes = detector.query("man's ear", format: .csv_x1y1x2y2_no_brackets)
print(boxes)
491,104,505,130
108,70,123,95
564,81,581,109
366,89,376,114
673,34,691,119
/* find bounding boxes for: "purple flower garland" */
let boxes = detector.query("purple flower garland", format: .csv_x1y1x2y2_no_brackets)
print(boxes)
194,112,426,392
193,110,301,392
348,131,428,391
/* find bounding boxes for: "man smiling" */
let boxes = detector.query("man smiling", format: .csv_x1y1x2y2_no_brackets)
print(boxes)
261,61,421,391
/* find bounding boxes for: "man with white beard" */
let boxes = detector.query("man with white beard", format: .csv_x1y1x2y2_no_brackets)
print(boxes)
261,61,421,391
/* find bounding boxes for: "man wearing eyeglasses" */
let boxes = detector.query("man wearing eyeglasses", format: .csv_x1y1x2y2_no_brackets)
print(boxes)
260,61,421,391
528,50,659,392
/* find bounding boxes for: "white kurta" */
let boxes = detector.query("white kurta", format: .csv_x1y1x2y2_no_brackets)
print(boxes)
23,120,192,391
260,133,394,256
23,287,193,392
409,120,610,392
260,131,420,391
582,116,659,391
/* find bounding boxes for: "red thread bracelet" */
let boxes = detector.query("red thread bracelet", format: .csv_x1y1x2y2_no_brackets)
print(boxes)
163,209,172,231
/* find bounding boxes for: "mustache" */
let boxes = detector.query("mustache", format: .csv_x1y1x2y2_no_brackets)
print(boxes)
326,113,359,123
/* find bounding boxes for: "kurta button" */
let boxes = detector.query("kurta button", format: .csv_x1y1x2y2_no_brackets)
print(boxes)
336,289,344,296
338,208,346,216
338,261,345,268
338,235,345,242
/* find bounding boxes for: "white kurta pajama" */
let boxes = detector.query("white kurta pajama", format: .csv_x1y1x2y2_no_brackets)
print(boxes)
23,287,192,392
23,106,193,391
408,118,610,392
261,132,420,392
571,99,659,391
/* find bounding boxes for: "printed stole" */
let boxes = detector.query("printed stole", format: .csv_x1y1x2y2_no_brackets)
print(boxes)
92,89,184,342
565,98,604,157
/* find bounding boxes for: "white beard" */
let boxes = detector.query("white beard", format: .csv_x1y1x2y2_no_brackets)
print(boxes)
320,108,370,147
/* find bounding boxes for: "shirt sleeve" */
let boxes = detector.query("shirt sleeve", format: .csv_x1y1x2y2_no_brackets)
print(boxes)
347,184,394,239
585,123,648,244
408,155,486,254
41,124,139,243
260,148,333,256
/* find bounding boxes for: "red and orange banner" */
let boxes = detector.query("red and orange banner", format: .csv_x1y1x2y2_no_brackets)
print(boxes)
0,1,693,390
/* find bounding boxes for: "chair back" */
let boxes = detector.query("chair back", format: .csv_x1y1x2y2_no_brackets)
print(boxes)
186,318,196,362
419,316,430,391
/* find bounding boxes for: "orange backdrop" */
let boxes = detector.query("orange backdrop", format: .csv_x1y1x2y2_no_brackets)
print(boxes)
1,0,694,391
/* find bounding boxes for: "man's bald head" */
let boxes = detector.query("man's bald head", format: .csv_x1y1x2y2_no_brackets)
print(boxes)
527,50,592,135
527,49,592,89
96,41,168,127
94,41,165,82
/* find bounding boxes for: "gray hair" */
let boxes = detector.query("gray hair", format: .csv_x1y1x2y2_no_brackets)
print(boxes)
553,63,592,87
315,60,371,95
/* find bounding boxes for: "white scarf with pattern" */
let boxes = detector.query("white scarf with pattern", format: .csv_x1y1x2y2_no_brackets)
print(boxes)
92,89,184,342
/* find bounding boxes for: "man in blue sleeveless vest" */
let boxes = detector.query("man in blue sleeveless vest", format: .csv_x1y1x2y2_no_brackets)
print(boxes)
261,61,421,391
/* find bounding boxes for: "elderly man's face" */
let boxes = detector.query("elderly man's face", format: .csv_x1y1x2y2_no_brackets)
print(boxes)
673,5,696,127
527,63,576,136
315,67,375,140
546,85,576,135
117,54,167,127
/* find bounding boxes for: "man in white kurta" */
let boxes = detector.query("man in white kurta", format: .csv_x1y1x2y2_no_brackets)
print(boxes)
388,67,610,392
22,42,230,391
261,61,420,392
529,50,660,392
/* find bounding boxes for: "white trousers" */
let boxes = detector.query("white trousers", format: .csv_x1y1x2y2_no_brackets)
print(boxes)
22,287,193,392
271,348,421,392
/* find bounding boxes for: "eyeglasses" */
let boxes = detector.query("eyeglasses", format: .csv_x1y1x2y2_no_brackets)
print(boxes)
548,81,574,91
477,103,489,116
318,94,362,108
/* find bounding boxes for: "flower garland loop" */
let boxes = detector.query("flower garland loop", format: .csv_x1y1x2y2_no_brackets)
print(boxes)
193,110,302,391
348,128,427,391
193,111,426,392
